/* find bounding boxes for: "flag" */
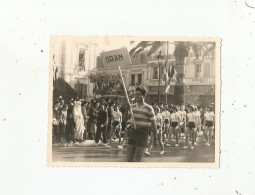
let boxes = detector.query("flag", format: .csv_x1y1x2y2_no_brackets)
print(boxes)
168,63,177,79
133,48,144,57
164,64,178,93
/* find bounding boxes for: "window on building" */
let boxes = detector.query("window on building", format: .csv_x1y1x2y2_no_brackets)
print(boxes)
138,74,142,85
195,64,201,77
152,67,158,79
204,63,210,77
131,74,135,86
78,49,85,71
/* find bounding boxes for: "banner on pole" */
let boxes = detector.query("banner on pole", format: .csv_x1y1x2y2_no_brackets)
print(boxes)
100,48,131,68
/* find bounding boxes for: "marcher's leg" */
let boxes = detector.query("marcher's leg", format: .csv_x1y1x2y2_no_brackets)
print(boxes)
126,145,135,162
102,126,107,144
95,126,101,143
191,128,195,146
208,127,212,144
134,146,146,162
108,126,115,146
117,127,121,145
120,127,128,147
146,134,154,154
184,127,190,148
62,124,66,143
165,124,169,142
157,132,164,153
175,127,179,145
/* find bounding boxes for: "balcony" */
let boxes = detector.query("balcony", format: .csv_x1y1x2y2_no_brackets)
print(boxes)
185,77,215,85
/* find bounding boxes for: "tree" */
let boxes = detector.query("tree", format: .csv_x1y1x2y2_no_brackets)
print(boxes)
89,71,123,96
129,41,216,105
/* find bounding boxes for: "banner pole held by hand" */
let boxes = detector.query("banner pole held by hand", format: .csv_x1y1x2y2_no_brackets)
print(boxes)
118,66,136,129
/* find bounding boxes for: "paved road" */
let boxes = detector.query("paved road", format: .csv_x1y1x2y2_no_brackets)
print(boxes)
52,133,215,163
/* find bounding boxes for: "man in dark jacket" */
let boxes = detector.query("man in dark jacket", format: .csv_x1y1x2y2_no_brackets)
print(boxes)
95,104,108,144
88,101,98,140
106,101,114,139
66,98,75,143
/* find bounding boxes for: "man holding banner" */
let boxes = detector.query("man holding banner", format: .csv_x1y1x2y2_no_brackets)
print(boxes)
125,86,158,162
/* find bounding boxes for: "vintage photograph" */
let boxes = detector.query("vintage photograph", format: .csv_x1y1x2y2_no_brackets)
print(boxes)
48,36,220,167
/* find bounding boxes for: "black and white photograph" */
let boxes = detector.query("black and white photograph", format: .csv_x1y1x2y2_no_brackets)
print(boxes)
2,0,255,194
48,36,220,166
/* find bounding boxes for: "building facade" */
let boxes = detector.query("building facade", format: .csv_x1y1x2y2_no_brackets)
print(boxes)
51,37,98,100
96,48,215,106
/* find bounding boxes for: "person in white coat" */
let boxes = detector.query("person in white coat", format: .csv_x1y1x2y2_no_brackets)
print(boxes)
73,101,85,143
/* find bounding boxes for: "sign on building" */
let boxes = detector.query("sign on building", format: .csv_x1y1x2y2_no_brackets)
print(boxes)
100,48,131,68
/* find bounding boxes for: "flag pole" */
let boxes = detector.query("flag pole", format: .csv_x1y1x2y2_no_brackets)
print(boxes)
118,66,136,129
165,41,169,104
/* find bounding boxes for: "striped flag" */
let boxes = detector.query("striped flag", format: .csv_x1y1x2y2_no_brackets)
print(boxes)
165,63,178,93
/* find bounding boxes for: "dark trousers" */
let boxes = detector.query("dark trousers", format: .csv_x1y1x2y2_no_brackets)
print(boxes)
95,126,107,144
59,124,66,139
66,122,74,142
53,125,59,143
83,120,87,140
126,127,149,162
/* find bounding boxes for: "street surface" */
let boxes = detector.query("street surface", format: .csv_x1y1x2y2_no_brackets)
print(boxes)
52,132,215,162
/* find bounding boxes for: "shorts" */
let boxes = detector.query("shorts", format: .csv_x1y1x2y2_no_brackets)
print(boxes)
205,121,213,127
188,122,196,129
128,127,149,147
171,122,178,128
113,121,120,127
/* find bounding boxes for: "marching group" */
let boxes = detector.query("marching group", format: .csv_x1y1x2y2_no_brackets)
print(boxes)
52,86,215,161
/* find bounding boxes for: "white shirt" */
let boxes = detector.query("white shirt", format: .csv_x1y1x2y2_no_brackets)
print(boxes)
195,111,201,118
112,110,122,121
187,112,197,122
204,111,214,121
178,110,186,121
162,110,171,121
171,112,180,122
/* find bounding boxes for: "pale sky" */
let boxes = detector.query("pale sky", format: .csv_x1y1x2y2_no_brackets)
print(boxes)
92,37,176,55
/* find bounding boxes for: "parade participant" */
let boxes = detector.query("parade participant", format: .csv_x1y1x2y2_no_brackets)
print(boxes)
176,105,182,141
200,106,207,142
95,104,108,145
126,86,157,162
194,106,201,144
184,105,197,149
203,106,215,146
58,99,65,112
66,98,75,143
59,104,68,143
106,105,122,148
162,104,171,146
170,106,181,147
158,102,164,113
73,101,85,143
81,101,88,140
88,101,98,140
52,101,60,143
107,101,114,140
85,102,91,136
119,105,133,149
144,106,164,156
178,105,187,140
